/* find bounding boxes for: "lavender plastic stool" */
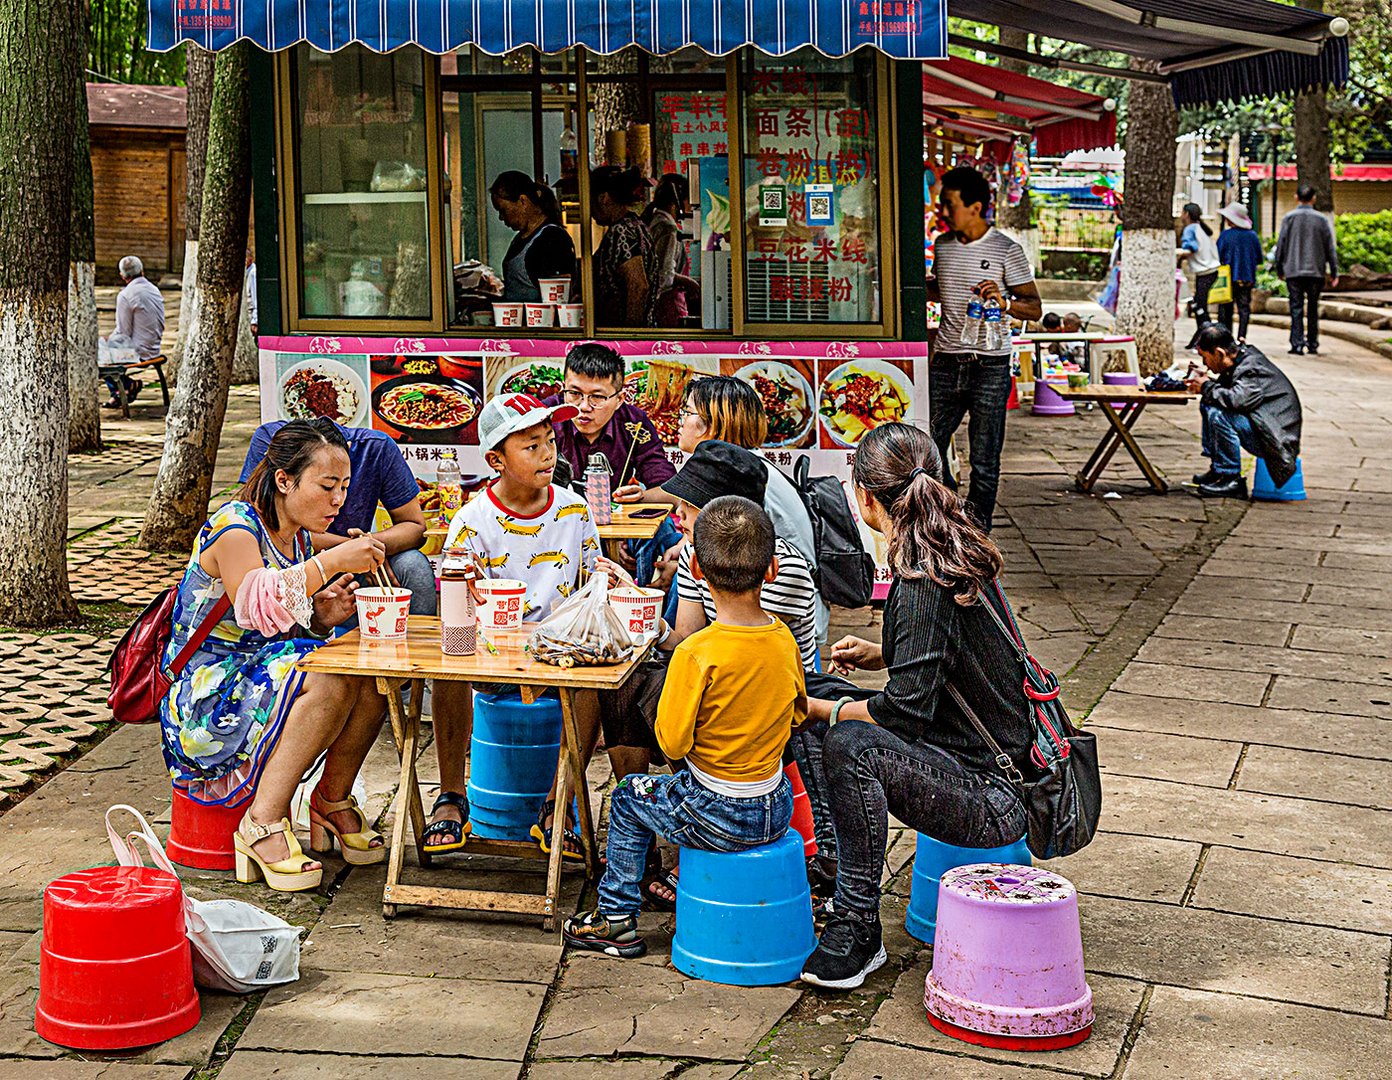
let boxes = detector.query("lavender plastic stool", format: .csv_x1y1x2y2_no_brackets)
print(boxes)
1031,380,1075,417
925,863,1093,1050
1102,371,1138,411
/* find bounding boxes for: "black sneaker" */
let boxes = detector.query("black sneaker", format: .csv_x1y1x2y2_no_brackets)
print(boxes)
1191,468,1220,486
800,911,886,990
1287,346,1305,355
562,908,647,959
1197,475,1249,499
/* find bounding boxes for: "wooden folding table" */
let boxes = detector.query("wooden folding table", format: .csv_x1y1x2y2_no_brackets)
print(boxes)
296,617,652,929
1051,385,1195,494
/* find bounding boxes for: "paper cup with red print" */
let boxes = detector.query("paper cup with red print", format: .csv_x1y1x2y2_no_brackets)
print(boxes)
609,586,664,644
525,303,556,327
475,578,527,640
538,278,571,304
492,302,525,328
355,587,412,640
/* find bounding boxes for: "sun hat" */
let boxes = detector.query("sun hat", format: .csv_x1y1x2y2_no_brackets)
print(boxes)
1218,202,1253,229
477,392,577,453
662,440,767,509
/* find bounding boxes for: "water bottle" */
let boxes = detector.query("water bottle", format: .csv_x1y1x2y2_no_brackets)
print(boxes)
585,452,612,526
983,298,1005,352
960,292,984,349
437,450,463,522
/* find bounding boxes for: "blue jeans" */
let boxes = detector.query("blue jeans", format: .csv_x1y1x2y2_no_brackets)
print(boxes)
929,352,1013,531
598,770,793,917
630,517,682,588
824,720,1025,919
1201,405,1262,478
339,548,437,631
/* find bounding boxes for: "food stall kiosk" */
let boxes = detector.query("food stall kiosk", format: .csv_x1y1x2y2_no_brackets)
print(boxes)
150,2,945,587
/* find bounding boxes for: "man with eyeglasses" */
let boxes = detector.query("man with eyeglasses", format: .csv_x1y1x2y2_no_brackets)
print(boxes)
547,342,682,584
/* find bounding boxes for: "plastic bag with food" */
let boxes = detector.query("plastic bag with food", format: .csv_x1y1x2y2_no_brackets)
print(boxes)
528,575,634,668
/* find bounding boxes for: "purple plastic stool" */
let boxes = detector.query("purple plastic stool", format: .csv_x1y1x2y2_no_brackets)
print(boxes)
1031,380,1075,417
924,863,1093,1051
1102,371,1138,411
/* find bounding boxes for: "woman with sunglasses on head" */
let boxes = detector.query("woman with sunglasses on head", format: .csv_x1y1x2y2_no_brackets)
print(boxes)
161,419,393,894
798,423,1030,990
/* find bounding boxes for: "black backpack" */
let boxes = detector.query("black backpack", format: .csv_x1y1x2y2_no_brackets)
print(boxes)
792,455,876,609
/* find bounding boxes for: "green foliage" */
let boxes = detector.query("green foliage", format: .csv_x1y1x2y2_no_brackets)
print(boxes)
1336,210,1392,274
1256,266,1287,298
88,0,185,85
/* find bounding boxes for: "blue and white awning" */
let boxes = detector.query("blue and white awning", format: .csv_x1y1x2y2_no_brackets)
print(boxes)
147,1,948,58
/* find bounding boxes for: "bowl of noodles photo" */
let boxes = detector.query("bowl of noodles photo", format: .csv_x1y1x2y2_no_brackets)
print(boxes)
623,359,697,445
818,359,912,448
279,359,368,426
372,374,481,441
735,361,814,448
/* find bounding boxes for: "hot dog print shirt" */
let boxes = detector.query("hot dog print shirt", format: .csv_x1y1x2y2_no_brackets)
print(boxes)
444,483,601,622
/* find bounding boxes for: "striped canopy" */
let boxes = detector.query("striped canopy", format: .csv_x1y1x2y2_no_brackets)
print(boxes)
147,1,948,58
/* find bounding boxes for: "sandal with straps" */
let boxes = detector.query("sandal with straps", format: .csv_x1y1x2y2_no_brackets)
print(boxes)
308,790,386,866
234,813,323,892
422,791,472,856
530,799,584,862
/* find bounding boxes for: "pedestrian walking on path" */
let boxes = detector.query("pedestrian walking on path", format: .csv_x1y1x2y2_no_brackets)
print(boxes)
1178,203,1220,348
1273,184,1339,355
1215,201,1263,341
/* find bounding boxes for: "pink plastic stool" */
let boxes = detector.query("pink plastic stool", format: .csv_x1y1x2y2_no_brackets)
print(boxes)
925,863,1092,1050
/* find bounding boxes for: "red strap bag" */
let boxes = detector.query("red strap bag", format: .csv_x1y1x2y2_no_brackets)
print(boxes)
108,586,231,724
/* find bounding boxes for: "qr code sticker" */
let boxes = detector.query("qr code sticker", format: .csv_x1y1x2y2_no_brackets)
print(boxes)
809,195,831,219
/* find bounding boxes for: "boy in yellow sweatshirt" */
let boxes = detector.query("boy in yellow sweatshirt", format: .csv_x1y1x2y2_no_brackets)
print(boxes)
563,496,806,958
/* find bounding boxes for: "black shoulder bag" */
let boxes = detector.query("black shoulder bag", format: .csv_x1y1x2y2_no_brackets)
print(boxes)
946,582,1102,860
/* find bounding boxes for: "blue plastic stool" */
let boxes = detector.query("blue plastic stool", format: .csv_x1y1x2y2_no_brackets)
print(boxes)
1252,457,1306,502
905,833,1031,944
671,831,815,986
466,691,562,842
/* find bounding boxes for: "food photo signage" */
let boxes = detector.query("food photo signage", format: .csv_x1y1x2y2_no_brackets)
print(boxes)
259,338,928,590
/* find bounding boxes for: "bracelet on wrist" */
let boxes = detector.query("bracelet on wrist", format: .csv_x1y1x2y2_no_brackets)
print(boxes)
829,696,854,726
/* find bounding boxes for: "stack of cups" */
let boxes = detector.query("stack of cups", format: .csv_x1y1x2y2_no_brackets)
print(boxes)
439,563,476,657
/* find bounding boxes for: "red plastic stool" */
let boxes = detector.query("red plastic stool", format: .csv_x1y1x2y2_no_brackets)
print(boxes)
168,785,244,870
36,865,199,1050
785,761,818,858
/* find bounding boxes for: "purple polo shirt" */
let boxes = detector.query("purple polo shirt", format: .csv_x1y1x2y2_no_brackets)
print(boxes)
545,397,676,489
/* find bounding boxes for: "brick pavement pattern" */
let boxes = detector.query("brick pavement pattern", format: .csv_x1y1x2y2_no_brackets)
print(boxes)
0,325,1388,1077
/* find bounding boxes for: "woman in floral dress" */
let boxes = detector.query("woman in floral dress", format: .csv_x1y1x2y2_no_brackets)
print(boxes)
161,419,393,893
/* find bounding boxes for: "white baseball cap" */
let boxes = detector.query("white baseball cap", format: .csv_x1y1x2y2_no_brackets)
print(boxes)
477,392,578,453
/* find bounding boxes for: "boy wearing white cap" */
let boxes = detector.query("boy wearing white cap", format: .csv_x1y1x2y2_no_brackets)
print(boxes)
426,393,602,860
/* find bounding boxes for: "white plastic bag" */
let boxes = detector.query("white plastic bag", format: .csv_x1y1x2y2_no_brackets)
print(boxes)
528,574,634,667
106,804,303,994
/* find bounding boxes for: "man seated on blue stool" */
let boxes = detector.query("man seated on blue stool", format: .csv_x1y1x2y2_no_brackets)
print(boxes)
564,497,805,959
240,420,435,617
1185,325,1303,499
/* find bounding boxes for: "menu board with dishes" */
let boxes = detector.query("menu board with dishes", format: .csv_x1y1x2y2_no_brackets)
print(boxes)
259,337,928,594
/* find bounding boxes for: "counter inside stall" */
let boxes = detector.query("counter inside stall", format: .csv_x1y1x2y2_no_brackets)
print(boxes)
258,335,926,595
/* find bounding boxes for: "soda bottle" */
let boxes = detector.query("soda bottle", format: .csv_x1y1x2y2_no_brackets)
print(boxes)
983,297,1005,352
437,450,463,522
960,290,984,349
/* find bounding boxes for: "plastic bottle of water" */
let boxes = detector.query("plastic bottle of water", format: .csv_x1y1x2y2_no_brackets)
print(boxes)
436,450,463,521
960,291,984,349
983,297,1005,352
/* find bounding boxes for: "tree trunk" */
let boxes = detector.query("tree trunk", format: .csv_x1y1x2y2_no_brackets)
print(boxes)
232,281,258,384
68,35,101,453
993,28,1040,272
1115,58,1177,376
0,0,83,625
140,43,250,554
169,44,214,380
1293,0,1334,214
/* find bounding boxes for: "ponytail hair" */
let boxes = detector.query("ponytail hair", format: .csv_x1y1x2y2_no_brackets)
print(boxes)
591,165,648,207
240,418,349,532
490,171,562,226
1183,202,1213,236
850,423,1002,604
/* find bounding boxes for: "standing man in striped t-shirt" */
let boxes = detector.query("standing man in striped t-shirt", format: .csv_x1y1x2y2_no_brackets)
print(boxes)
927,167,1042,530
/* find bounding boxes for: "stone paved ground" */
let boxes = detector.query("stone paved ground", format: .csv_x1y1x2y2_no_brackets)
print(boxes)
0,323,1388,1078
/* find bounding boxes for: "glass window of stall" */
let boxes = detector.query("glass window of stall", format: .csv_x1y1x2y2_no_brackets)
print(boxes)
286,45,441,328
442,49,583,332
737,49,895,337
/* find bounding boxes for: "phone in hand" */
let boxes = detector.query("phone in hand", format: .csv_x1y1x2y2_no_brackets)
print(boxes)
628,507,669,518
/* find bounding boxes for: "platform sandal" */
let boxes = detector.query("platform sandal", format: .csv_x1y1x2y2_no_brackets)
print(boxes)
234,814,323,892
422,791,472,856
530,798,584,862
307,790,386,866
